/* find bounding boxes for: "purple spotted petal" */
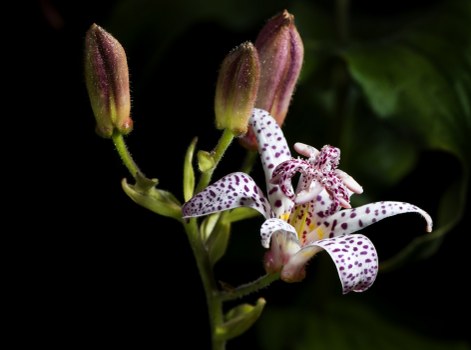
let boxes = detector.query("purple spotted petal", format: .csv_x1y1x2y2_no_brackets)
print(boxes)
309,189,340,221
249,108,291,178
317,201,433,238
308,234,378,293
182,172,273,219
260,218,298,249
270,158,312,200
249,108,294,217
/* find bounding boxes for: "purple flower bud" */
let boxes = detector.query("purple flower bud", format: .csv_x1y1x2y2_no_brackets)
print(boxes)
214,42,260,136
240,10,304,150
84,24,132,138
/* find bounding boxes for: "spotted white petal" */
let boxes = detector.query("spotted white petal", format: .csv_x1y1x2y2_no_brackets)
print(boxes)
315,201,433,238
303,234,378,294
260,218,299,249
250,108,292,179
309,189,340,222
270,158,312,200
182,172,273,219
250,109,294,217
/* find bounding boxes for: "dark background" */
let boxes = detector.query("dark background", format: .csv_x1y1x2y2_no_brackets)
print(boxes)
19,1,470,349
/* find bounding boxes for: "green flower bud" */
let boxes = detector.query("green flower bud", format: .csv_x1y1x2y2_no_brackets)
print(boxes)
240,10,304,150
84,23,133,138
214,41,260,136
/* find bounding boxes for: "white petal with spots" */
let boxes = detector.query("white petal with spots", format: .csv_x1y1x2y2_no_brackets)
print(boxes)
182,172,273,219
270,158,312,200
313,234,378,294
250,108,292,179
317,201,433,238
260,218,298,249
309,189,339,222
250,108,294,217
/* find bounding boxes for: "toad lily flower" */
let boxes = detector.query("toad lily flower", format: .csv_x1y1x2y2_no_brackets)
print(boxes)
182,109,433,294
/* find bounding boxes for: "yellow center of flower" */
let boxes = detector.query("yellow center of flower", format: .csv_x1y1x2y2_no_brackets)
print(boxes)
280,212,290,222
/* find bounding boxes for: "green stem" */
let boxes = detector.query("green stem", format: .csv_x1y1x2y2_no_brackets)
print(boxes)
240,150,258,175
184,218,225,350
196,129,234,193
112,131,142,179
219,273,280,302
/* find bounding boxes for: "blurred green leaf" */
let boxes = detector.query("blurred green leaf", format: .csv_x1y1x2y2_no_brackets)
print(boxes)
259,299,470,350
342,0,471,268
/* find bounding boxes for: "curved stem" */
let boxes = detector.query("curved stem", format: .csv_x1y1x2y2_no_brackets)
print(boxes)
112,131,142,179
196,129,234,193
219,273,280,302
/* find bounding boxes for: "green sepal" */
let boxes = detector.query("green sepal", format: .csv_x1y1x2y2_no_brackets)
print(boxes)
197,150,215,172
206,219,231,266
224,207,261,223
215,298,266,341
122,175,182,220
183,137,197,202
201,213,221,241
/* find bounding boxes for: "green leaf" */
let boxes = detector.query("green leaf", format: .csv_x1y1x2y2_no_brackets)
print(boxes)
343,0,471,268
380,168,468,271
223,207,261,223
216,298,266,341
121,178,182,220
200,213,221,241
183,137,197,202
259,299,470,350
199,212,233,265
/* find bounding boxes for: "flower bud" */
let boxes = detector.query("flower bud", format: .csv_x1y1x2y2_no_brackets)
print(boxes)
240,10,304,149
214,41,260,136
84,23,133,138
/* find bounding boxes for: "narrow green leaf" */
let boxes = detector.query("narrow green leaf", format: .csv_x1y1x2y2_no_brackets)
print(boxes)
216,298,266,341
183,137,197,202
121,178,182,220
206,220,231,266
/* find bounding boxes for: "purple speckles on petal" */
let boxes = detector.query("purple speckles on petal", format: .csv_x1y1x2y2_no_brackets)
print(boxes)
182,172,273,219
260,218,298,249
249,109,292,180
324,201,433,238
314,234,378,294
